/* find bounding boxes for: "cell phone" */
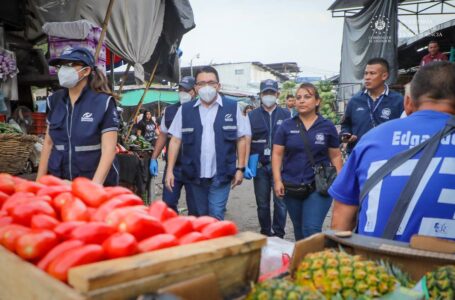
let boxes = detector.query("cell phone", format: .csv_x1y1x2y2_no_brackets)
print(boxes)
341,133,352,139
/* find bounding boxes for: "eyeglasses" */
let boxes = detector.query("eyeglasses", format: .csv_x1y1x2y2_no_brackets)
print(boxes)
195,81,219,87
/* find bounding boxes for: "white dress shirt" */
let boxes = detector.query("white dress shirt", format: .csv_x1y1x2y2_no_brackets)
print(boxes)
169,94,250,178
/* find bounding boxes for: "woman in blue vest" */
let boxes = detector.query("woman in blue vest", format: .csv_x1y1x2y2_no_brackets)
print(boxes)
37,47,119,186
272,83,343,240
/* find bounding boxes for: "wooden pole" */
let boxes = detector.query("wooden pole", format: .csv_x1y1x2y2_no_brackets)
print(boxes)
125,61,160,141
117,63,132,94
95,0,116,63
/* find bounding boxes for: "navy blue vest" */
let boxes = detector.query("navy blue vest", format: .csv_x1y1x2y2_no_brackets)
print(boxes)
47,87,119,186
180,97,238,184
249,106,290,165
164,103,180,130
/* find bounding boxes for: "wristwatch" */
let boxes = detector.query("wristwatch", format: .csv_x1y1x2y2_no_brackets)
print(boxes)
236,167,245,172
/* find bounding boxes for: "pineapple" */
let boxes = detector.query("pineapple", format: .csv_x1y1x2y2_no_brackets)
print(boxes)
246,279,324,300
426,265,455,300
294,249,396,299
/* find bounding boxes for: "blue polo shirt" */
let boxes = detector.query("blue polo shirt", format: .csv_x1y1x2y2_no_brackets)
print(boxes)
329,110,455,242
341,86,403,151
273,115,340,185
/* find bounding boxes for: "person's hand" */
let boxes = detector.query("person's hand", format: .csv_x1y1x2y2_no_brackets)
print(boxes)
149,159,158,176
274,180,285,198
231,170,244,189
165,169,174,192
243,166,254,180
347,135,358,143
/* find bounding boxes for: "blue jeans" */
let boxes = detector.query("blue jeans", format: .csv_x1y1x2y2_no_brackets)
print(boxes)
284,191,332,241
190,179,231,220
253,165,287,237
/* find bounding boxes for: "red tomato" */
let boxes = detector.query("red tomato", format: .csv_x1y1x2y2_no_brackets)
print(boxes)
61,198,90,222
37,185,72,199
163,216,193,238
192,216,218,232
37,175,67,186
138,234,178,253
15,181,45,194
201,221,238,239
92,196,143,222
11,201,56,226
148,201,169,222
104,206,148,226
31,214,60,230
0,224,31,251
70,222,116,244
0,216,13,227
47,244,104,282
165,208,178,219
117,212,164,241
54,221,87,240
1,192,36,214
102,232,138,259
179,232,207,245
0,173,15,195
72,177,108,207
15,229,58,261
52,192,75,212
0,191,9,209
104,186,133,199
37,240,84,270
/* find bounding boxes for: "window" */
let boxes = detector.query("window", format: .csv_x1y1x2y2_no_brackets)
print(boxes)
235,69,244,75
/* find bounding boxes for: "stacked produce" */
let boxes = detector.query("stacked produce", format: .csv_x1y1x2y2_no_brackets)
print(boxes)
0,49,18,81
0,122,22,134
246,279,324,300
0,173,238,283
424,265,455,300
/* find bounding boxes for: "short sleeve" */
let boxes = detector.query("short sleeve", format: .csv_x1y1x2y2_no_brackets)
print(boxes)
168,107,183,139
327,122,340,148
46,97,52,124
273,123,286,146
236,104,250,138
328,149,360,205
160,109,168,134
100,97,119,134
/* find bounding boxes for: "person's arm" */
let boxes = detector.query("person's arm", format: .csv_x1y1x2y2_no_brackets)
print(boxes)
165,136,181,191
272,144,285,197
340,101,357,143
331,200,358,231
92,131,117,185
36,128,53,180
232,136,246,188
328,147,343,173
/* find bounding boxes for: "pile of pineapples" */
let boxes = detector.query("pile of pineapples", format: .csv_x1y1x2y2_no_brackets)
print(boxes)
246,249,455,300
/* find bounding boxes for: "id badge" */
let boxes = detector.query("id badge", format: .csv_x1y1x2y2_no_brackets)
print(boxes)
264,148,271,156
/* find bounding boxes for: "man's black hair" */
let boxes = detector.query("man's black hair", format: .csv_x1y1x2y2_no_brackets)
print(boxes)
286,94,295,100
194,66,220,82
428,40,439,46
411,61,455,106
366,57,390,73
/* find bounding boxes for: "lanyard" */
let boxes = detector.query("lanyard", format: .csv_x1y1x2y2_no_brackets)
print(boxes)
366,93,385,127
260,109,274,150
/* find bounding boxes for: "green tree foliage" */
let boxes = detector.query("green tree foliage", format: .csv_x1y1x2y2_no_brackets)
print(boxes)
278,81,297,106
317,80,340,124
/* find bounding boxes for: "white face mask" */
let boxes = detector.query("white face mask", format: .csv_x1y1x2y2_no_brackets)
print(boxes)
58,66,87,88
198,86,217,103
178,91,192,104
261,95,277,108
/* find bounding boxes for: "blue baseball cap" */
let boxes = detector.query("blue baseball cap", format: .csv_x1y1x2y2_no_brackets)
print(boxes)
179,76,195,91
260,79,279,93
48,47,95,67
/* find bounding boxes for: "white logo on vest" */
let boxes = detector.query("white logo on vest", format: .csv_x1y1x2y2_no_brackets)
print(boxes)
380,108,391,119
224,114,233,122
315,133,325,145
81,112,94,122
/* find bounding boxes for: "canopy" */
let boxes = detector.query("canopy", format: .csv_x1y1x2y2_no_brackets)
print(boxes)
120,89,178,107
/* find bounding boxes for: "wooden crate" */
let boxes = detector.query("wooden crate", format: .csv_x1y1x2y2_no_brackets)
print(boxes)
0,232,266,300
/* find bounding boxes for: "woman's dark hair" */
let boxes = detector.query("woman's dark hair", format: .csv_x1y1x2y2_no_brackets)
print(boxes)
297,83,321,113
194,66,220,82
88,66,120,101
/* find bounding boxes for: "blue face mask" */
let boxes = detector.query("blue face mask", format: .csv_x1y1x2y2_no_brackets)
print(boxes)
58,66,88,88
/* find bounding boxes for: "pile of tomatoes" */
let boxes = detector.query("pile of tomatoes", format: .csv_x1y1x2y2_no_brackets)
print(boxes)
0,174,238,283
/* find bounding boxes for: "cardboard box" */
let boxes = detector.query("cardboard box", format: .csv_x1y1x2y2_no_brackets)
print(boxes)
0,232,266,300
290,230,455,281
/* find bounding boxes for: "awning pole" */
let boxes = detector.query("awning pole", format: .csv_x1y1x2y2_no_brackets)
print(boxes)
125,61,160,141
117,63,132,94
95,0,116,63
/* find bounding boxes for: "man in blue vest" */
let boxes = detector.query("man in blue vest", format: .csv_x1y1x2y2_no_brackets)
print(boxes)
248,79,290,238
165,66,249,220
149,76,197,214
